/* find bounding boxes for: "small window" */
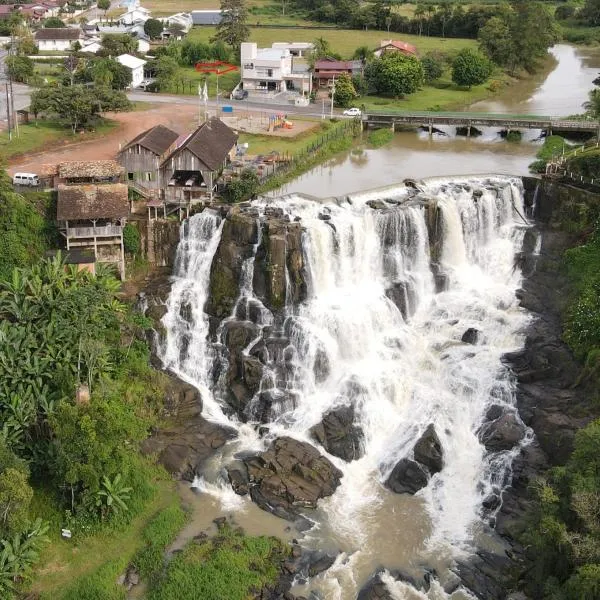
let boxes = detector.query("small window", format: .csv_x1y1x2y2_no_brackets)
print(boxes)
146,172,152,182
267,69,273,77
128,172,134,181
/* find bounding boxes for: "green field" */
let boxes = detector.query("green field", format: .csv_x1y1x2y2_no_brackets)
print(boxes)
187,26,477,59
1,119,118,160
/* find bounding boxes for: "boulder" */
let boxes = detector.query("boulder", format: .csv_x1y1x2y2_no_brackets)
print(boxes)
357,569,427,600
310,405,364,462
385,282,415,320
242,437,343,520
226,462,250,495
479,413,526,452
384,459,429,495
413,424,443,474
461,328,480,344
140,374,237,480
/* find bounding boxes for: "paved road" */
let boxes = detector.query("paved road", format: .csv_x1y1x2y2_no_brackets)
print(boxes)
127,91,341,119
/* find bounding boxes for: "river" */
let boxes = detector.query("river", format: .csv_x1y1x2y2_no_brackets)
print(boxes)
274,44,600,199
161,44,598,600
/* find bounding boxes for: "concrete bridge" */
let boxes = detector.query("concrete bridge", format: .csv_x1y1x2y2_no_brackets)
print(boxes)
363,110,600,138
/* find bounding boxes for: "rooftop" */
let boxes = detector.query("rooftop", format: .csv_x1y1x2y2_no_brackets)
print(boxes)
120,124,179,156
378,40,418,55
163,118,237,172
57,183,129,221
117,53,147,69
35,27,81,40
58,160,123,180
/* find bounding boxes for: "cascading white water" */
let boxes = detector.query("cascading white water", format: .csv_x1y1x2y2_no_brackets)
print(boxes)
160,177,532,599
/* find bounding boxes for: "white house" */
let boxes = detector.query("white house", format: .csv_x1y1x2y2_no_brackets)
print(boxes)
117,53,147,88
35,27,82,51
81,39,102,54
270,42,314,58
240,42,312,97
161,12,193,33
119,4,150,25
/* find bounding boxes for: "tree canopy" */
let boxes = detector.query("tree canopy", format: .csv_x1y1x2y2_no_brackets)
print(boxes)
144,18,164,40
212,0,249,52
333,73,358,107
451,48,493,88
365,52,424,98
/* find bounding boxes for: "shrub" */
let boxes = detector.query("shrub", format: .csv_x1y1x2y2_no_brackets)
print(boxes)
123,223,141,255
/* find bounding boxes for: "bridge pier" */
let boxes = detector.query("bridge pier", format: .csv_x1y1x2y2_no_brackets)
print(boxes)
467,124,471,137
428,122,433,136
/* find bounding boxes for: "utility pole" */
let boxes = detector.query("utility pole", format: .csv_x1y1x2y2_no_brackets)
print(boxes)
330,75,335,119
5,84,11,140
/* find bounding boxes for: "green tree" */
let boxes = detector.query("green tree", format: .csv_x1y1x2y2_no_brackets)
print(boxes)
421,52,444,83
582,0,600,26
92,58,132,90
100,33,137,57
451,48,492,88
12,25,37,57
0,469,32,536
365,52,424,98
97,0,110,16
143,17,163,40
5,56,33,83
95,473,133,518
212,0,249,53
43,16,65,27
122,224,141,255
584,88,600,119
333,73,357,107
352,45,373,61
154,55,178,91
223,169,259,203
478,16,512,67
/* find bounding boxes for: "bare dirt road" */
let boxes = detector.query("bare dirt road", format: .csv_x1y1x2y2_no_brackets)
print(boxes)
7,103,201,175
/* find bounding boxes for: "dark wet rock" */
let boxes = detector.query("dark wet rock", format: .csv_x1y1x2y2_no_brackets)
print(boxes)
461,328,480,344
385,459,429,495
249,390,299,423
485,404,504,422
367,199,388,210
313,348,330,383
242,436,343,520
454,550,515,600
357,569,428,600
310,405,364,462
317,213,331,221
242,355,264,393
413,424,444,474
430,263,449,293
141,375,236,481
227,462,250,495
479,413,526,452
385,281,415,320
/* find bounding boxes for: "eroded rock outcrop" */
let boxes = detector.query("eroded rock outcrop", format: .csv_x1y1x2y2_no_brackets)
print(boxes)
232,437,343,521
310,405,364,462
141,376,236,480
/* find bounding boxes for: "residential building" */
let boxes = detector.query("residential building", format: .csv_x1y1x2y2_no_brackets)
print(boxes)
117,124,179,193
240,42,312,97
271,42,314,58
159,118,237,207
119,3,150,25
161,12,192,33
117,53,147,88
373,39,418,58
191,9,222,25
313,58,363,89
35,27,82,51
56,182,128,278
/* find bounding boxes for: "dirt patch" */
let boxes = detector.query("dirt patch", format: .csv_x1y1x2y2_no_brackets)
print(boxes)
221,114,318,137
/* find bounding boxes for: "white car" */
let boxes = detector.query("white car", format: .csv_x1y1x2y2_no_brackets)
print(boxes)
343,107,362,117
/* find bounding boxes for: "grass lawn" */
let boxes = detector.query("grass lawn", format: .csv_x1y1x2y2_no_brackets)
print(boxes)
187,26,477,59
143,0,265,16
1,118,118,161
359,72,511,112
162,67,241,96
238,118,331,155
27,474,184,600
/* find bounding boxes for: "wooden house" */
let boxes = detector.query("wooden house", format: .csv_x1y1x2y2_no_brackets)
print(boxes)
57,160,124,185
56,183,128,279
159,118,237,208
116,125,179,195
313,58,363,89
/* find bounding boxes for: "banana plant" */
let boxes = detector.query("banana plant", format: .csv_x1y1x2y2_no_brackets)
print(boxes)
95,474,133,518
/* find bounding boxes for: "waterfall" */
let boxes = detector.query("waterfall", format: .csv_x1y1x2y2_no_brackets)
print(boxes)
160,177,532,598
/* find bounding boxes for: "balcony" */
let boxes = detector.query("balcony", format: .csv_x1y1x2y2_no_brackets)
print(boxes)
66,225,122,238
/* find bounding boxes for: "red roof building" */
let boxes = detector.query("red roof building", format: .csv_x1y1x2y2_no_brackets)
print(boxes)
313,58,364,88
374,40,418,58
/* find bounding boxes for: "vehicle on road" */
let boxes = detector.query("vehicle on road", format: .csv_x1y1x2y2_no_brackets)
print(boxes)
343,107,362,117
13,173,39,187
233,89,248,100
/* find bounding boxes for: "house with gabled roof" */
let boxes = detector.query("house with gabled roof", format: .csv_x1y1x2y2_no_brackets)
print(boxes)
35,27,82,51
313,58,363,89
373,39,418,58
117,124,179,194
159,118,238,208
56,182,128,278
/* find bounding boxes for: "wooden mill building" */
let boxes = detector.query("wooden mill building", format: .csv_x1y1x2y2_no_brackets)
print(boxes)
55,161,128,279
116,124,179,195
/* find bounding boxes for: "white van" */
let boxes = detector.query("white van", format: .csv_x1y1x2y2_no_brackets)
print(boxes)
13,173,40,187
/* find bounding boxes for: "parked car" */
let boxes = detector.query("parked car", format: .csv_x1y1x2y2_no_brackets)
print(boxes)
233,89,248,100
13,173,39,187
343,107,362,117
